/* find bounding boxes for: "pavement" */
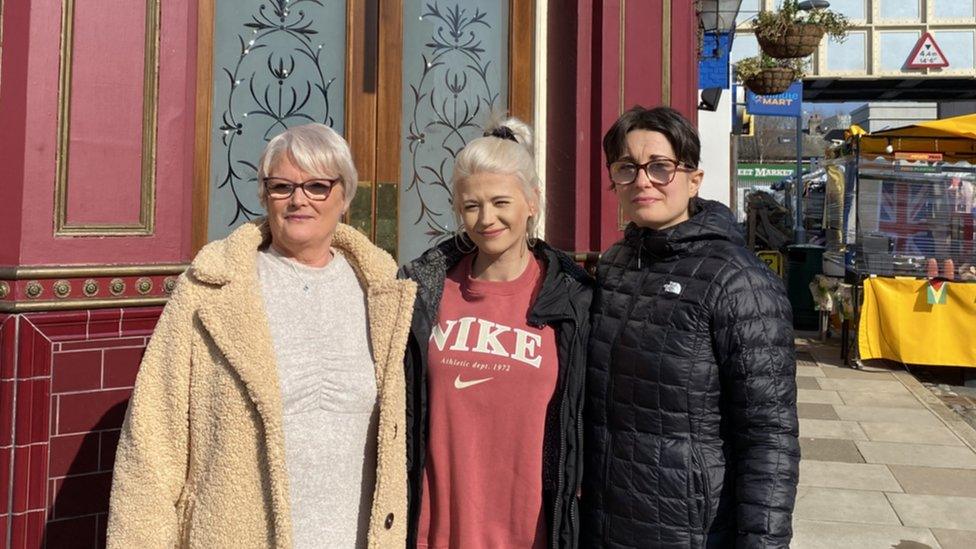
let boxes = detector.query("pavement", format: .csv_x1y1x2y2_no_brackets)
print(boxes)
791,337,976,549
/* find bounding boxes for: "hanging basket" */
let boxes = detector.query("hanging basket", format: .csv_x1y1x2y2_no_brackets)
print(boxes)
756,23,825,59
743,67,796,95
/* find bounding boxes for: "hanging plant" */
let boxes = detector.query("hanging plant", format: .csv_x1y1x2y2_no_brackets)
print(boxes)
754,0,851,59
736,55,808,95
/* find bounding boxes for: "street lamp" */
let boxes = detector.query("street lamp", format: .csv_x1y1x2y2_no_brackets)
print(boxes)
699,0,744,38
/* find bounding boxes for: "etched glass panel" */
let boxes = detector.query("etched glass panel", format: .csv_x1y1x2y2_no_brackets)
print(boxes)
398,1,510,263
207,0,346,241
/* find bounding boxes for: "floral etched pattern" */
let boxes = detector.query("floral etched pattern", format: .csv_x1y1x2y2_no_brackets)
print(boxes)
398,1,508,261
208,0,345,241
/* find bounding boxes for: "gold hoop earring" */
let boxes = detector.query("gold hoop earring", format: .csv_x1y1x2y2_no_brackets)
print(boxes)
454,228,477,254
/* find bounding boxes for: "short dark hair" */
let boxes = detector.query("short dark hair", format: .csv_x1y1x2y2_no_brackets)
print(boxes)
602,106,701,169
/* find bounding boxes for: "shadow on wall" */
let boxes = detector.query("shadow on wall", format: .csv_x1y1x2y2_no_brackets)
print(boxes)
43,400,129,549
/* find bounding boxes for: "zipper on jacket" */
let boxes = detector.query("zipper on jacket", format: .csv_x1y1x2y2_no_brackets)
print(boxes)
691,444,713,532
550,318,575,549
570,333,585,543
601,260,653,545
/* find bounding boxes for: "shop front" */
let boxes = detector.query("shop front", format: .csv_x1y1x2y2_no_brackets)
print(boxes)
0,2,700,546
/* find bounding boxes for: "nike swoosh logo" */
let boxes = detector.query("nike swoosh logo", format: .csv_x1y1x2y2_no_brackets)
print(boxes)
454,375,494,389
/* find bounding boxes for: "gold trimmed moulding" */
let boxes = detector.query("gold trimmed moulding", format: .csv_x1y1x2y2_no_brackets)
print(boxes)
163,276,177,293
0,263,186,280
53,0,161,236
110,278,126,296
83,278,99,297
26,282,43,299
0,282,9,299
53,280,72,298
661,0,671,106
0,296,169,313
136,277,153,295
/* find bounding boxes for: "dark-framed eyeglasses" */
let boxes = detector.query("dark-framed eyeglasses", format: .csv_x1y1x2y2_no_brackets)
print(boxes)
263,177,341,201
607,157,696,187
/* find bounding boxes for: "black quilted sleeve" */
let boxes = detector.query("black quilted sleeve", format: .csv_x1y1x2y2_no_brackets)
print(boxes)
712,263,800,549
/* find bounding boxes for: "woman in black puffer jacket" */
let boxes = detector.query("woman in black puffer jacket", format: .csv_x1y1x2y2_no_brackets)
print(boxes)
581,106,799,549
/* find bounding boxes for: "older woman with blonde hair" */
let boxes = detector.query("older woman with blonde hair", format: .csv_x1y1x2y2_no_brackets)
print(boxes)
107,123,416,548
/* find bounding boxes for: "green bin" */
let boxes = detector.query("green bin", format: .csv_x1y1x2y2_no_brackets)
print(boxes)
786,244,825,331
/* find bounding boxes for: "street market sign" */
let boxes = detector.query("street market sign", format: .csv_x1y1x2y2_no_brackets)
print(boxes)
746,81,802,117
905,32,949,69
737,163,799,183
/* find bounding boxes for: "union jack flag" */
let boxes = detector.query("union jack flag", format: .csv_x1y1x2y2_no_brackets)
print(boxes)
878,181,935,256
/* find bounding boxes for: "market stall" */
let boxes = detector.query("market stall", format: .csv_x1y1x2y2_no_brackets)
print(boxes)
843,114,976,368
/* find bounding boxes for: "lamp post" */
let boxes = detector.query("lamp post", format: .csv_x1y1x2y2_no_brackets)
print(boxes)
791,1,828,243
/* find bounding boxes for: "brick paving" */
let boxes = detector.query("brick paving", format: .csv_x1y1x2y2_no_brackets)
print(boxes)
791,338,976,549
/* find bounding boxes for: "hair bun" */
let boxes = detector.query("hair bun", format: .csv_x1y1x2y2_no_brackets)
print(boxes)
484,126,519,143
481,115,533,155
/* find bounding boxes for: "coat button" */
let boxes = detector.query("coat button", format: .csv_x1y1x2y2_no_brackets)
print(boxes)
384,513,394,529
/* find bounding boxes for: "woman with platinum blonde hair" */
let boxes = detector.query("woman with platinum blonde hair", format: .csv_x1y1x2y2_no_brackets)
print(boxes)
107,123,417,548
401,117,592,548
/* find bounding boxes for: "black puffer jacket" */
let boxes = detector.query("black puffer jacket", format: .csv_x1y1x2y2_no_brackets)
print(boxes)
401,239,593,549
581,198,799,549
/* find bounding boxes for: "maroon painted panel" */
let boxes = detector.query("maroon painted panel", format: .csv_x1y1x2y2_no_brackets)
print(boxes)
544,0,700,254
63,0,149,226
9,0,196,267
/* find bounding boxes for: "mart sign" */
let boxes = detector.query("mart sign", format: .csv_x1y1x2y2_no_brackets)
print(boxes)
746,81,802,117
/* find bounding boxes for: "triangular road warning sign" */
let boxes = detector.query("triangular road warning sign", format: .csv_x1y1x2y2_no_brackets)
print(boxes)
906,32,949,69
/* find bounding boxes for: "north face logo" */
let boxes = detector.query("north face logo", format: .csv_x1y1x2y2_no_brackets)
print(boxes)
663,281,682,295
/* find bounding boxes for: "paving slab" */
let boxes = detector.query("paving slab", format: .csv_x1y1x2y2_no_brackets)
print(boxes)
932,529,976,549
838,391,926,409
796,376,823,390
818,378,912,394
799,419,868,441
791,519,941,549
794,486,901,525
857,441,976,469
822,367,898,380
800,438,864,463
888,493,976,531
835,405,944,426
796,365,825,378
889,466,976,497
799,460,902,492
798,389,845,405
798,403,840,420
860,422,964,446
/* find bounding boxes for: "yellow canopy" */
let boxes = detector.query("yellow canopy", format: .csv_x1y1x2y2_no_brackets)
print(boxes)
873,113,976,140
858,113,976,162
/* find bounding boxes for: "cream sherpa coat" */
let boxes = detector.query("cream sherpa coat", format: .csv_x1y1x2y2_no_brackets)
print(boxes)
106,220,417,548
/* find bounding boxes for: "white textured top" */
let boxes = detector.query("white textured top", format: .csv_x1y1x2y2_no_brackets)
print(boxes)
257,246,377,549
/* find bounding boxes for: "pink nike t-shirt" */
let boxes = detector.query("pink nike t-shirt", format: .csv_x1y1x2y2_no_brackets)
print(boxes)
418,254,559,549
